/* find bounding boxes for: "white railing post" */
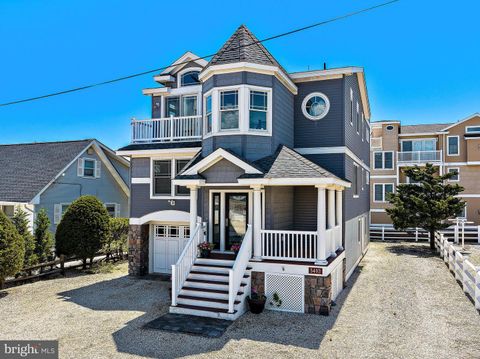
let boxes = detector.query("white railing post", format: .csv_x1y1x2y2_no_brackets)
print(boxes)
477,225,480,244
454,251,463,282
228,269,234,313
454,224,459,244
415,228,419,242
328,188,336,257
188,186,198,234
315,185,328,265
171,265,177,306
335,189,343,250
252,186,263,261
382,226,385,241
475,269,480,310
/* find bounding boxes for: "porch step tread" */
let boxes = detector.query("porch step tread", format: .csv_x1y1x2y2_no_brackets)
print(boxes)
182,287,244,296
186,278,247,286
192,263,253,270
209,253,236,260
190,270,250,278
175,303,237,314
178,294,241,305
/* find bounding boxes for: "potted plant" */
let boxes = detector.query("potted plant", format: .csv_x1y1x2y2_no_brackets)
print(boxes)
230,242,241,256
247,288,266,314
198,242,215,258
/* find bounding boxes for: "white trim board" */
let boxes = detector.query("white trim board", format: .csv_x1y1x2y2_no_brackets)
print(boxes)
116,148,201,157
295,146,370,172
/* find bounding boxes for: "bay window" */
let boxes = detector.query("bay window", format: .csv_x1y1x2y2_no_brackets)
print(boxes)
205,95,212,133
220,90,239,130
249,91,267,130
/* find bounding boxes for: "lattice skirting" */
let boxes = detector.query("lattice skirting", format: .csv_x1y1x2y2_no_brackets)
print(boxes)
264,273,305,313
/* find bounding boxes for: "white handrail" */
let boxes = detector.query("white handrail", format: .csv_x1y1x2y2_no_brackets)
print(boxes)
131,115,203,143
260,229,318,261
397,150,442,163
228,225,252,313
171,222,204,306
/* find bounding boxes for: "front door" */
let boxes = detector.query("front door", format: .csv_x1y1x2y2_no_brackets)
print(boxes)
211,192,249,251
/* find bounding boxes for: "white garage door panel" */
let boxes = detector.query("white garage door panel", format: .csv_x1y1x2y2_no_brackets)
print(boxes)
153,225,189,274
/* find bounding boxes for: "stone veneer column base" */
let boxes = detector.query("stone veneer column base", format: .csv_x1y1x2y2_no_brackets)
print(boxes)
128,224,150,276
304,274,332,315
251,271,265,296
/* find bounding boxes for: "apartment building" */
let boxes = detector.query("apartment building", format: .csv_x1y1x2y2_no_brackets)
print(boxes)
370,113,480,225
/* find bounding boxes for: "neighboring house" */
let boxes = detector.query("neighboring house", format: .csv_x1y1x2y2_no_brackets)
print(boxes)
117,25,370,319
0,139,130,232
370,113,480,225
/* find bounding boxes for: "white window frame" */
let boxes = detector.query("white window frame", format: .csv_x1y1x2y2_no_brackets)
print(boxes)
105,203,120,218
150,157,192,200
460,204,467,219
447,167,460,182
301,92,330,121
54,203,71,224
356,102,360,134
203,85,272,139
353,163,359,198
465,126,480,134
79,158,100,179
447,135,460,156
163,93,201,118
349,88,353,126
204,94,213,134
373,183,394,203
400,138,437,152
177,67,202,88
373,151,394,170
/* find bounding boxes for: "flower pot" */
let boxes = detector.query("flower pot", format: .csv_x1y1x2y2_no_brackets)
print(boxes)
200,249,211,258
247,296,266,314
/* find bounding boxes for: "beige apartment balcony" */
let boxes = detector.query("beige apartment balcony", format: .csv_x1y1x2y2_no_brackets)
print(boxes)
131,115,203,143
397,150,442,165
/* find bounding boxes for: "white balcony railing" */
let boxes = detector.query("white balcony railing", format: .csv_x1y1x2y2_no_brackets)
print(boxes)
131,115,203,143
261,230,318,262
397,150,442,164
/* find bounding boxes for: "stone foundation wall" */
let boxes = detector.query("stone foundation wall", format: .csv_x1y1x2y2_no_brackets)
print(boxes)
128,224,150,276
304,274,332,315
251,271,265,296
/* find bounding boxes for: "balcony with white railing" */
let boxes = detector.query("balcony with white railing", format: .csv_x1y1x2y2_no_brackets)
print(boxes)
397,150,442,164
131,115,203,143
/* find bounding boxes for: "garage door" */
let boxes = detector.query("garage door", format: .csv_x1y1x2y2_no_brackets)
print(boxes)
153,224,190,273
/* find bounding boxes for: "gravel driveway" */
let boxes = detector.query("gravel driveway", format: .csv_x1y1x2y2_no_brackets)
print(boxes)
1,242,479,359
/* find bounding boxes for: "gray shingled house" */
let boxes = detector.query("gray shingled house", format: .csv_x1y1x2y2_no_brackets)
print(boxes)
0,139,130,232
117,25,370,319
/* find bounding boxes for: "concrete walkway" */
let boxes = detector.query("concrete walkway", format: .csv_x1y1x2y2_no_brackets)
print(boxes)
0,242,479,358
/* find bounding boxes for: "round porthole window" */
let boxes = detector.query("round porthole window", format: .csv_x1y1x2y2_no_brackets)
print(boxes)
302,92,330,120
386,125,394,131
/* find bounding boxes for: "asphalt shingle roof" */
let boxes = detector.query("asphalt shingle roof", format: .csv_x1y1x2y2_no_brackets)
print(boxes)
0,140,92,202
400,123,451,134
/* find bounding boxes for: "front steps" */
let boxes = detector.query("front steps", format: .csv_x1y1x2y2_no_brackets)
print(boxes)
170,254,251,320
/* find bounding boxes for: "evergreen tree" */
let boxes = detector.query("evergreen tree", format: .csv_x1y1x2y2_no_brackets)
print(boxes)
34,209,54,263
386,164,465,249
12,207,37,265
0,210,25,287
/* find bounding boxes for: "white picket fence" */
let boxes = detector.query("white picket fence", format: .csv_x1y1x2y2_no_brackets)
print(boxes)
370,224,480,243
435,233,480,310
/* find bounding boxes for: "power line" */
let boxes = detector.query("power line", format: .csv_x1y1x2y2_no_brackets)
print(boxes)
0,0,399,107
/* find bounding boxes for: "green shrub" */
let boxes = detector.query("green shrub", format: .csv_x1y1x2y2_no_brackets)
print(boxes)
34,208,54,263
12,207,37,266
104,217,129,258
0,211,25,287
55,196,110,268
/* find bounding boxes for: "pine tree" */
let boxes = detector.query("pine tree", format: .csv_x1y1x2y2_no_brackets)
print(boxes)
0,211,25,287
386,164,465,249
34,209,54,263
12,207,37,265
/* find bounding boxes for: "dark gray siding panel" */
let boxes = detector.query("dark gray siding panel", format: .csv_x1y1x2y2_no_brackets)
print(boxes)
294,78,345,148
272,77,294,149
293,186,317,231
303,153,346,180
264,186,294,230
202,159,245,183
130,184,189,218
131,158,150,178
343,156,369,221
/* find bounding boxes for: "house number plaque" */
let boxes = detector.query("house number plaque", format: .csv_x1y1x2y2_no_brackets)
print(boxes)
308,267,323,275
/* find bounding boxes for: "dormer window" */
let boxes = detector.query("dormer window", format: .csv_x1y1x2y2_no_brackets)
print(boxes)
180,71,200,87
220,90,239,130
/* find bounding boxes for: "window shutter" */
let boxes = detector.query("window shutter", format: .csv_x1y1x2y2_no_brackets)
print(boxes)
54,204,62,224
114,204,120,218
95,160,101,178
77,158,84,177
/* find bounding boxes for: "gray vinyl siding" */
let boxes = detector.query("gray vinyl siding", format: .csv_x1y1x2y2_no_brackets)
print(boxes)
293,186,317,231
294,78,345,148
202,159,245,183
37,150,129,232
343,156,369,221
107,154,130,185
129,184,190,218
131,158,150,178
264,186,294,230
303,153,346,179
344,212,369,276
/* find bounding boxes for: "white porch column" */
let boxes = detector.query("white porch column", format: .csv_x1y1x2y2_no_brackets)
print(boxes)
336,188,344,250
328,188,336,257
316,185,328,265
252,185,263,261
188,185,198,234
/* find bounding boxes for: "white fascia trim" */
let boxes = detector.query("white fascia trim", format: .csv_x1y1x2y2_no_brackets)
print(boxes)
465,137,480,140
442,112,480,131
199,62,298,95
398,132,439,137
370,208,386,213
295,146,370,173
0,201,29,205
237,177,351,188
160,51,208,75
457,194,480,198
142,87,169,96
176,67,203,88
289,67,363,80
143,85,202,97
153,75,175,83
116,148,201,157
171,179,206,187
371,121,400,127
183,148,262,175
467,161,480,165
371,175,397,179
131,178,150,184
95,141,130,167
129,209,193,225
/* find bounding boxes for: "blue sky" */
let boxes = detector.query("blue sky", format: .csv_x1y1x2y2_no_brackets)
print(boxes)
1,0,479,149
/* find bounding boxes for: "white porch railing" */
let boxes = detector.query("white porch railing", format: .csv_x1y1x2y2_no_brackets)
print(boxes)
327,226,342,255
131,115,203,143
261,230,318,262
435,233,480,310
228,225,252,313
171,222,204,306
397,150,442,164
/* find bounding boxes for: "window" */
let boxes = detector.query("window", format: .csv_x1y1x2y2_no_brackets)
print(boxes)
459,205,467,219
180,71,200,87
447,136,459,156
105,203,119,217
78,158,99,178
54,203,70,224
83,159,95,177
165,97,180,117
220,90,239,130
374,151,393,169
153,160,172,196
205,95,212,133
466,126,480,133
181,96,197,116
175,160,190,196
356,103,360,133
166,96,198,117
0,205,14,217
374,183,394,202
249,91,268,130
447,167,459,182
401,139,436,152
353,164,359,197
361,113,365,141
302,92,330,120
349,88,354,125
386,125,394,131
